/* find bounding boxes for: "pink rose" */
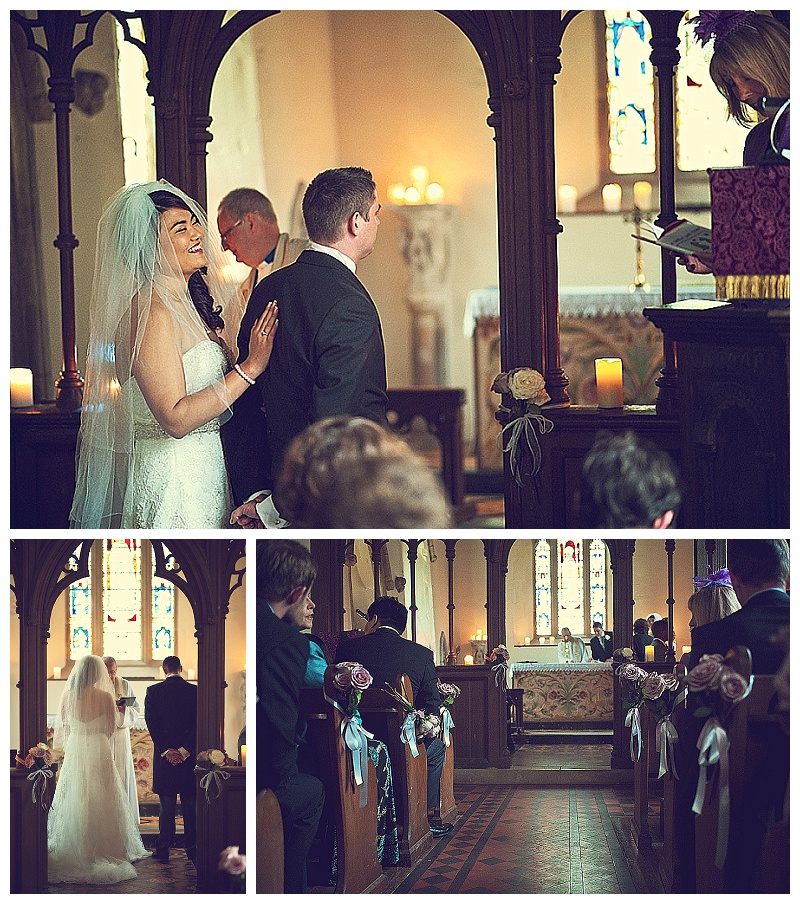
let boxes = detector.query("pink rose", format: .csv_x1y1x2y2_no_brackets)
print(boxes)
642,672,666,700
619,663,646,684
350,664,373,691
718,667,750,703
218,845,246,876
332,663,355,691
687,654,725,692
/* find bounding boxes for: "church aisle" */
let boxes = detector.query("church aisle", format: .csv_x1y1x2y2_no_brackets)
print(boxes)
47,849,195,895
386,784,663,894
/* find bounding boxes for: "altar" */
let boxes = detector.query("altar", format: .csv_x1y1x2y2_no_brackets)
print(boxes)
510,661,614,728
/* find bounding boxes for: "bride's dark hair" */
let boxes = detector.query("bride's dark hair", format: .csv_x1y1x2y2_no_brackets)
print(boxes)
148,189,225,333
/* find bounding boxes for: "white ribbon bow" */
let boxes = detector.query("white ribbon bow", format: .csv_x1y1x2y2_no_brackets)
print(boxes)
440,706,455,748
401,711,420,758
693,716,731,869
497,409,554,488
625,704,642,761
340,715,374,808
656,715,679,779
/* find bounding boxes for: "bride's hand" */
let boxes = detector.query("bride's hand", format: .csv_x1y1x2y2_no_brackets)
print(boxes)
240,301,279,379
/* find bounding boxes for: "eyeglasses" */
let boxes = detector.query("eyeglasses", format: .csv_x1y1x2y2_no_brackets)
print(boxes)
220,219,243,250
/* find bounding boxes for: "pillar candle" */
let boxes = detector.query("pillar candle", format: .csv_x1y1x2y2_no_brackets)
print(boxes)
53,666,61,680
644,646,654,662
241,745,246,767
602,182,622,212
595,358,624,408
11,368,34,408
633,180,652,211
464,654,474,666
558,184,578,213
524,637,531,645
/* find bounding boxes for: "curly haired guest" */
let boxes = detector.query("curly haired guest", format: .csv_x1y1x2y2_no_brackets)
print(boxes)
274,415,452,528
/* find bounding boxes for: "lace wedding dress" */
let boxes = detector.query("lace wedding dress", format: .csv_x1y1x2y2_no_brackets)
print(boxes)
121,340,234,528
48,713,150,884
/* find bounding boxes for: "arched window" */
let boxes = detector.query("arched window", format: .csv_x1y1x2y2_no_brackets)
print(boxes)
67,539,175,665
533,538,609,638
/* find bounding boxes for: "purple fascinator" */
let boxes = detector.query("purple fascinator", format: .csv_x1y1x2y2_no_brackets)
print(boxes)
693,567,733,589
691,11,757,47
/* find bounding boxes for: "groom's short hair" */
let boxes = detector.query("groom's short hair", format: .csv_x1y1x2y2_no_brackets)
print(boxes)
162,655,182,673
257,540,316,604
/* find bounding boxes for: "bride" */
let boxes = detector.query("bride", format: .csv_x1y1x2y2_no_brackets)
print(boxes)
69,180,277,528
48,654,150,884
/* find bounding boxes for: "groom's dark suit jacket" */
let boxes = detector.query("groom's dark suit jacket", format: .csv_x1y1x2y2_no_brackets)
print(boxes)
224,249,388,505
144,675,197,797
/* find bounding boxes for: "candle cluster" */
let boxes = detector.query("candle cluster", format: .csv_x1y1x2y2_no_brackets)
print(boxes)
388,166,444,204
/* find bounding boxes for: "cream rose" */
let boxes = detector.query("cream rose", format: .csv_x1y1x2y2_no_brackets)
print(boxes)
718,667,750,703
687,654,725,692
507,368,550,405
209,749,226,766
642,672,666,699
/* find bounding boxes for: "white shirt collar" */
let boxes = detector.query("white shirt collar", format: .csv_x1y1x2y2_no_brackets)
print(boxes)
377,625,402,636
309,241,357,273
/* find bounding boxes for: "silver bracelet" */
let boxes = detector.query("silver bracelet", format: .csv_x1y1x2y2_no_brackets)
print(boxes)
233,363,256,386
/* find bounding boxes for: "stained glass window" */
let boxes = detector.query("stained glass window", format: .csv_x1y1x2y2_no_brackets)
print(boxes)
532,539,609,638
66,540,175,663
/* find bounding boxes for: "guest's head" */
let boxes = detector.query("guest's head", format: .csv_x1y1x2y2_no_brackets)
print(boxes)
256,540,317,623
366,596,408,635
579,430,681,529
688,578,741,630
303,167,380,261
633,618,650,636
592,622,605,637
217,187,281,267
651,619,671,643
727,539,790,603
695,12,790,127
283,593,316,631
275,416,452,529
162,655,182,675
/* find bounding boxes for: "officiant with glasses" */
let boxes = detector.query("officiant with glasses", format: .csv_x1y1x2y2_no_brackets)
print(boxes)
104,656,141,826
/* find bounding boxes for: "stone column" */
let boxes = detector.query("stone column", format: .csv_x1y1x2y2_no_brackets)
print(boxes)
392,203,455,386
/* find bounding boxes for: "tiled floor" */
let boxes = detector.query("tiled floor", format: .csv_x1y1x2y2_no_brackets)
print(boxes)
386,784,663,895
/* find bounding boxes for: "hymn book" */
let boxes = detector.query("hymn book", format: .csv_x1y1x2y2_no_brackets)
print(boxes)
632,218,713,256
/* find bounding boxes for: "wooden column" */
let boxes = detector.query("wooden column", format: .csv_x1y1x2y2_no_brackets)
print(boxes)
404,540,422,642
606,539,636,770
444,540,458,664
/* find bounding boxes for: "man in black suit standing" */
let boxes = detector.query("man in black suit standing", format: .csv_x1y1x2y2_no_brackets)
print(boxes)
336,596,453,837
689,538,790,673
589,622,614,662
144,655,197,863
229,167,388,528
256,539,324,893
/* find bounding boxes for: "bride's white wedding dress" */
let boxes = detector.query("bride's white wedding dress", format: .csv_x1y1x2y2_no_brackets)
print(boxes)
122,340,234,528
48,713,150,884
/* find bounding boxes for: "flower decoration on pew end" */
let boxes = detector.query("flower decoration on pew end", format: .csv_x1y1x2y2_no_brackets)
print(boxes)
218,845,246,893
683,654,753,870
327,662,376,808
487,644,510,690
196,748,232,802
492,367,553,498
437,681,461,747
331,660,374,715
15,742,58,809
382,683,441,751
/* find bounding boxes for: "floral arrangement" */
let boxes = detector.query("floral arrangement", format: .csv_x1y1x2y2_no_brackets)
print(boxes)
218,845,246,893
612,647,635,664
486,644,510,690
331,661,373,716
196,748,231,801
16,742,57,809
437,682,460,747
684,654,753,869
616,662,684,772
492,367,554,494
381,683,441,755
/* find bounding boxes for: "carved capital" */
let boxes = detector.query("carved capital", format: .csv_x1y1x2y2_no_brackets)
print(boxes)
503,76,529,99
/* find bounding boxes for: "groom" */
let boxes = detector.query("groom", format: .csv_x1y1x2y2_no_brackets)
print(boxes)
227,166,388,528
144,656,197,863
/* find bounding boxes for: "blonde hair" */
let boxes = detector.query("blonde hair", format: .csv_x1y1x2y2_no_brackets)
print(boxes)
688,583,741,629
709,14,791,127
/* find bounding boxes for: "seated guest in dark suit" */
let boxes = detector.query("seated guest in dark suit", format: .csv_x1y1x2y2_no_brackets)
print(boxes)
589,622,614,662
336,596,454,837
256,539,325,894
689,539,789,673
632,618,654,661
650,619,671,662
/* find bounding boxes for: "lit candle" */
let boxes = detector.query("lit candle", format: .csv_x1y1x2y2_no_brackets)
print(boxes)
558,184,578,213
53,666,61,680
404,186,421,204
425,182,444,203
388,182,406,203
682,646,691,655
464,654,474,666
633,180,652,211
644,646,654,662
602,182,622,213
595,358,624,408
188,669,196,681
410,165,429,192
241,745,246,767
11,368,34,408
525,637,531,645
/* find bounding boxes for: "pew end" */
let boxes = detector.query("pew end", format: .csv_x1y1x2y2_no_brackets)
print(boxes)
256,789,284,893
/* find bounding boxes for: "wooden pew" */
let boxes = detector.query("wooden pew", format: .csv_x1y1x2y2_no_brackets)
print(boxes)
438,735,457,825
255,789,283,893
694,646,788,893
358,673,431,866
299,672,385,894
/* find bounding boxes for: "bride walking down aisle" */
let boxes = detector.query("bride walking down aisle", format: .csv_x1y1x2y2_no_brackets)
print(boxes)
48,655,150,885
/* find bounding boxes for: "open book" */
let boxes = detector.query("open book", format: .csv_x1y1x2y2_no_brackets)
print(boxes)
632,218,712,256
